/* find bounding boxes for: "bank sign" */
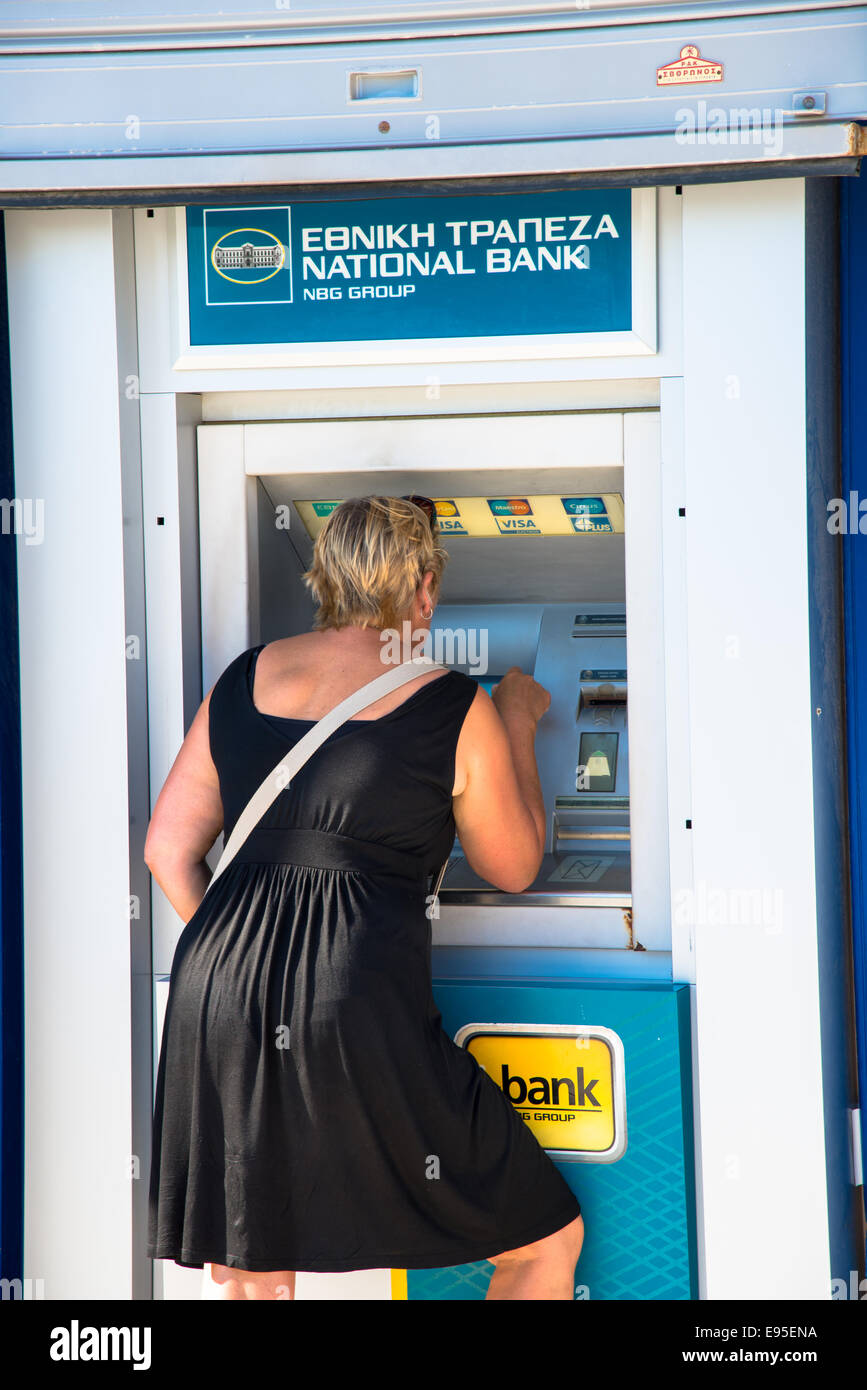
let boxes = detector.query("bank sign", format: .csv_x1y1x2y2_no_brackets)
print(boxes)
185,189,632,346
454,1023,627,1162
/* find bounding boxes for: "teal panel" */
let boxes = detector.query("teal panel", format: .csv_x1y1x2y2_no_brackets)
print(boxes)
406,980,696,1301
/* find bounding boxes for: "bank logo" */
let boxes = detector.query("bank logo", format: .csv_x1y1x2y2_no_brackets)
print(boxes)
657,44,724,86
454,1023,627,1162
211,228,287,284
202,206,294,307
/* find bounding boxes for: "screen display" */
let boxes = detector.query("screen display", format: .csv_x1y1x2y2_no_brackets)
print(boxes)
577,731,619,793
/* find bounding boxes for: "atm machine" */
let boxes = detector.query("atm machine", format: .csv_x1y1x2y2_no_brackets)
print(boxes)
436,604,633,947
168,410,697,1301
427,597,695,1302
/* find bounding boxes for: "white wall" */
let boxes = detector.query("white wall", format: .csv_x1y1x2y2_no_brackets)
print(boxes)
681,179,830,1298
6,210,136,1298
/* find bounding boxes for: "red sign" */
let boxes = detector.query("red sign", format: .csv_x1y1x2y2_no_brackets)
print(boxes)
657,45,724,86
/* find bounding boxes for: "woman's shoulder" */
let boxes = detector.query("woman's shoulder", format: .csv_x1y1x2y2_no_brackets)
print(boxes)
210,644,261,690
203,647,260,764
444,666,481,690
205,646,263,721
412,662,479,694
438,666,482,710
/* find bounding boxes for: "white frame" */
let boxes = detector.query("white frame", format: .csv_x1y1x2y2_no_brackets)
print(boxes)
171,188,656,371
203,205,294,309
195,409,678,955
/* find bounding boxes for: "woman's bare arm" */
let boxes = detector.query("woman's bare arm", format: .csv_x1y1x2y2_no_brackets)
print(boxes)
451,668,549,892
144,690,224,923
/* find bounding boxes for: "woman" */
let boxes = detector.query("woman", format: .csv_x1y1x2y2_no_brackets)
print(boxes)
145,495,584,1300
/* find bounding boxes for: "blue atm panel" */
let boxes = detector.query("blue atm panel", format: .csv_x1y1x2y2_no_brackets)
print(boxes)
404,979,697,1300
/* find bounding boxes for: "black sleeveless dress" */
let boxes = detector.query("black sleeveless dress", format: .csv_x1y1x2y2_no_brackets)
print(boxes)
146,645,581,1273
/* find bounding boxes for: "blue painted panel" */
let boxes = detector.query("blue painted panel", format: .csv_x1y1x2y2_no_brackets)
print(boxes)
185,189,632,346
0,212,23,1285
840,171,867,1270
406,979,696,1300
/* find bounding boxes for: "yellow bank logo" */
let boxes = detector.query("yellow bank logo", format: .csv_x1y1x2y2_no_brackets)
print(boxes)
454,1023,627,1162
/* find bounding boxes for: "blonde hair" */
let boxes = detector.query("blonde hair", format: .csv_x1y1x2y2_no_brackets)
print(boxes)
301,496,449,631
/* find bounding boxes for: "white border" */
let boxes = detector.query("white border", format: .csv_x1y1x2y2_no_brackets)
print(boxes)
197,410,674,953
172,188,656,371
203,205,294,308
453,1021,628,1164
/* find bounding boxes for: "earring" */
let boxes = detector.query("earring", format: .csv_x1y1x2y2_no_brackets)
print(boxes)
421,603,433,620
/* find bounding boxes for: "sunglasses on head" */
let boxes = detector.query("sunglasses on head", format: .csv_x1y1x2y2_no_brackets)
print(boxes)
401,495,438,528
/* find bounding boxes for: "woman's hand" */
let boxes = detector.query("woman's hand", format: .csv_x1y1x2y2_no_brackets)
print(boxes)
490,666,551,728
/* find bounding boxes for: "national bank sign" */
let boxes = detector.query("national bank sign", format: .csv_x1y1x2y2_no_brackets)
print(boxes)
185,189,632,347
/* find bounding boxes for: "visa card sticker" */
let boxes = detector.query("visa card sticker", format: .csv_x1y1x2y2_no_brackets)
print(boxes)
433,500,469,536
487,498,541,535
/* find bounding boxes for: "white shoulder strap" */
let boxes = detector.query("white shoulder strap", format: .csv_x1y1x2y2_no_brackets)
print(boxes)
206,654,448,895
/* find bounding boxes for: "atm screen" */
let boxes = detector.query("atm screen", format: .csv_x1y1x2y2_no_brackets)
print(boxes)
578,731,619,793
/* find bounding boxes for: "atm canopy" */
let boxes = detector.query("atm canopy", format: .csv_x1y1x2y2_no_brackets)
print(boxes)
0,0,864,204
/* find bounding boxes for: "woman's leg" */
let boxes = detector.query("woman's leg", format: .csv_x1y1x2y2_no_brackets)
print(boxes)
202,1263,296,1300
198,1211,584,1301
484,1213,584,1301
